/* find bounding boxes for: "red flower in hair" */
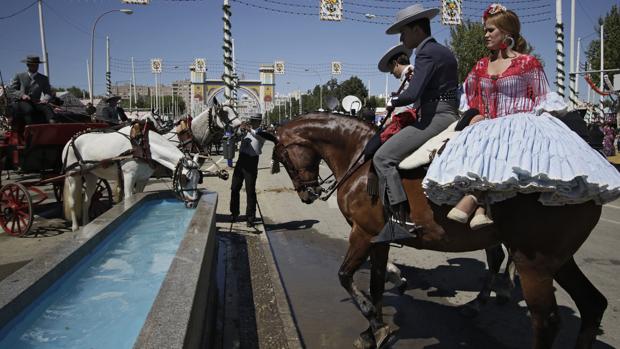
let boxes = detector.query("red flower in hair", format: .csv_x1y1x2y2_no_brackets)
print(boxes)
483,3,507,21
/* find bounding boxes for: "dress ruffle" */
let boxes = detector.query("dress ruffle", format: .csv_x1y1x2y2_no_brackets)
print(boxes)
422,113,620,206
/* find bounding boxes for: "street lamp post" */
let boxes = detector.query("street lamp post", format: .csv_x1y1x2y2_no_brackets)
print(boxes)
90,9,133,104
305,68,322,111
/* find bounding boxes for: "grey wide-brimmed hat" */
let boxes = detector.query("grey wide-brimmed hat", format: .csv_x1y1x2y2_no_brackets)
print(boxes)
386,4,439,35
378,44,413,73
21,55,45,64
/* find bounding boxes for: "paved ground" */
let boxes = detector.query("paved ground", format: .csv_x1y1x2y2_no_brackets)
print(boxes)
206,142,620,349
1,142,619,348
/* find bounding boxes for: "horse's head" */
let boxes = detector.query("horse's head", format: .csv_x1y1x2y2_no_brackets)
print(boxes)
272,139,323,204
173,155,202,208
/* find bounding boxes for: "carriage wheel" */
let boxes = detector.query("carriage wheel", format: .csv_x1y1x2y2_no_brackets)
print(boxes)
53,182,63,202
0,183,33,237
88,179,113,221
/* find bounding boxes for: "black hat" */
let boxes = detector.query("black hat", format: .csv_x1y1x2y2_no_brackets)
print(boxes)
22,55,45,64
104,95,122,103
250,113,262,121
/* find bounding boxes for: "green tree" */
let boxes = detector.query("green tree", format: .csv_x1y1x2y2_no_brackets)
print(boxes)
447,20,487,83
53,86,90,99
586,5,620,87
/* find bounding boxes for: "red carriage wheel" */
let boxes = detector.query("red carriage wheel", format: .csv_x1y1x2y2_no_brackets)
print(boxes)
0,183,33,237
88,179,114,221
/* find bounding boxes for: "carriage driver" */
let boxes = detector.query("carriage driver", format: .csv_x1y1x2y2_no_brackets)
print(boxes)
98,95,129,125
9,55,57,125
373,4,459,243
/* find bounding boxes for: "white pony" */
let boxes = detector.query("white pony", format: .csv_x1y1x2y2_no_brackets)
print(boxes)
62,126,202,231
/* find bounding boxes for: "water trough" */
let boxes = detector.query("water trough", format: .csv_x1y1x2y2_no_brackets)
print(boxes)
0,191,218,349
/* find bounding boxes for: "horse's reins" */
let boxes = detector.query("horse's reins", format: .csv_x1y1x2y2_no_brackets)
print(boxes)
318,69,413,201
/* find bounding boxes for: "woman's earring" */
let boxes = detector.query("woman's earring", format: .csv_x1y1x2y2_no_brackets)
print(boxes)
503,36,515,50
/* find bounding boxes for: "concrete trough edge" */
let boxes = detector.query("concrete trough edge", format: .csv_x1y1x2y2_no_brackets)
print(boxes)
0,190,220,349
134,191,218,349
258,226,304,349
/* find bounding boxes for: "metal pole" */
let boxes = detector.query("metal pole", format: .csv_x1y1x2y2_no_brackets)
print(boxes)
37,0,49,77
106,36,111,96
131,57,137,107
569,0,576,107
600,24,604,114
575,37,581,105
86,59,92,102
155,73,159,112
587,62,592,104
555,0,565,98
223,0,236,114
89,9,133,105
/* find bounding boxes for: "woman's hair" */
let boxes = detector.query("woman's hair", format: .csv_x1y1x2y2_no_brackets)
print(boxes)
484,6,529,53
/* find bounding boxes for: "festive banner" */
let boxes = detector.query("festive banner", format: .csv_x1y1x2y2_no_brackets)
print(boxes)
320,0,343,21
194,58,206,73
151,58,162,74
441,0,462,25
274,61,285,75
331,61,342,75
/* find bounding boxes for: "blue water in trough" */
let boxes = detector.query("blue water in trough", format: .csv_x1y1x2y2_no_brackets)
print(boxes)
0,199,195,349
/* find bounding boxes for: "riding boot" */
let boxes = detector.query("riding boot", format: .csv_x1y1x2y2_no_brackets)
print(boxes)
372,202,419,244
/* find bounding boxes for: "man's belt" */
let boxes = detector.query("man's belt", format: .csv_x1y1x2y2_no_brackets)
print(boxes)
422,90,458,104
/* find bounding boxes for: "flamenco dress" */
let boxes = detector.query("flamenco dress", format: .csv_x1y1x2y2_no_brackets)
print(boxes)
422,55,620,206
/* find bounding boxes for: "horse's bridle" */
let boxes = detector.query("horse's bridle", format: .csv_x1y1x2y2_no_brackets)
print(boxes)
273,142,323,198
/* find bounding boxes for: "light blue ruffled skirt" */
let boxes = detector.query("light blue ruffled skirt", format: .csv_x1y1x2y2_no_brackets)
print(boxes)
422,113,620,206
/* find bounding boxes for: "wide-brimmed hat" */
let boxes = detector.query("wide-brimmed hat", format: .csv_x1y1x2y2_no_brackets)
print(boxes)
250,113,262,121
104,95,122,103
386,4,439,35
21,55,45,64
378,44,413,72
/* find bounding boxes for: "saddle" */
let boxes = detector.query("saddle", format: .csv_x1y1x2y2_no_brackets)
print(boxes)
129,120,156,166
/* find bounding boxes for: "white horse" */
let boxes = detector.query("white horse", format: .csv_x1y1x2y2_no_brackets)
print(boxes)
62,126,202,231
162,103,242,154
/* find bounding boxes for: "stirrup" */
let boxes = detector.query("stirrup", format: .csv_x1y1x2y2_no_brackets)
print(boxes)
372,219,419,244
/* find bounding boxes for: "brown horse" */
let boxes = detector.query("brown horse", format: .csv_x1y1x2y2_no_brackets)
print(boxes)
271,113,606,349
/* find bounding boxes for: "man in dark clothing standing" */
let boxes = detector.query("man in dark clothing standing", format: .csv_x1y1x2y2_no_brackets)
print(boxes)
373,4,460,242
230,114,277,228
98,96,129,125
10,55,56,125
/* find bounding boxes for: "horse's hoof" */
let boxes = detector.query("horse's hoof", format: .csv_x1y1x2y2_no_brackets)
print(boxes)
374,325,397,349
353,327,376,349
459,299,481,318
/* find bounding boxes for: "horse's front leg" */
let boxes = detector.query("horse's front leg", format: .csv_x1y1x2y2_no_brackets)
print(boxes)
81,174,98,226
461,244,509,317
338,227,389,349
368,242,396,348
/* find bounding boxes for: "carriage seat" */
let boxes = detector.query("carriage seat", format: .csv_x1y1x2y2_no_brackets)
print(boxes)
398,121,459,170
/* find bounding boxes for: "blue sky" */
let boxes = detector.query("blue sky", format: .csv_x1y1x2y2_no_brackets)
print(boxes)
0,0,617,97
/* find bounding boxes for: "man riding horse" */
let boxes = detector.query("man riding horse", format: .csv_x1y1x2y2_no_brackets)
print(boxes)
373,5,459,243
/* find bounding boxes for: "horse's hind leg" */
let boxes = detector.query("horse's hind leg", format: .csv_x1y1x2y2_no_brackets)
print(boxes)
554,257,607,349
514,255,561,349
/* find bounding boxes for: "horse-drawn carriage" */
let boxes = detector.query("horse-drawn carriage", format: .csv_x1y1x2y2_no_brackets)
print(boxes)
0,119,113,237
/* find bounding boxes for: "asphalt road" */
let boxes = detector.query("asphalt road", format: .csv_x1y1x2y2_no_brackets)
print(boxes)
213,142,620,349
